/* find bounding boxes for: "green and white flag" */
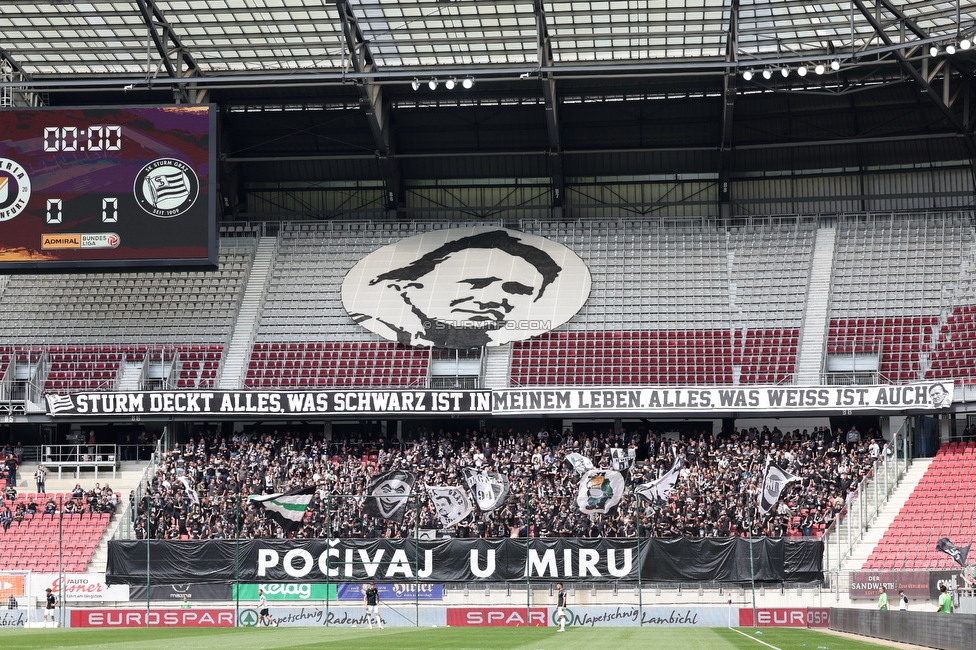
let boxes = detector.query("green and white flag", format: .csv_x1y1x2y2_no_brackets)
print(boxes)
248,486,316,532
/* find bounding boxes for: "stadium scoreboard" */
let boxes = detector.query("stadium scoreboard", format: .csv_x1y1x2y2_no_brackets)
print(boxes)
0,105,216,271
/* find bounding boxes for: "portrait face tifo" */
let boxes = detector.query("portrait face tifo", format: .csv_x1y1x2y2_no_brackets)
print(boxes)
342,227,591,348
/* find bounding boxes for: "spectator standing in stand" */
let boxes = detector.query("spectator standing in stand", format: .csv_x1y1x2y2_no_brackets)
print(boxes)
34,466,47,495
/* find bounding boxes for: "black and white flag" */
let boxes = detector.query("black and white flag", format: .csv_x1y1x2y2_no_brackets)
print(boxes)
757,463,801,515
634,456,684,504
936,537,972,567
610,448,636,472
564,452,594,476
576,469,626,515
426,486,473,528
248,486,315,532
177,476,199,505
363,469,417,523
461,467,510,512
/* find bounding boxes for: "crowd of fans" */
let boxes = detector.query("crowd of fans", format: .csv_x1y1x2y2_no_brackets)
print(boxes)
134,422,888,541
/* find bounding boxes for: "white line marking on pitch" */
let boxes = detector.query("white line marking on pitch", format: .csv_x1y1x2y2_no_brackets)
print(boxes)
728,626,785,650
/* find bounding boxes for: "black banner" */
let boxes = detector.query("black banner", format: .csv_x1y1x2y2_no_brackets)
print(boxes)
46,390,492,417
107,538,822,585
46,383,953,418
128,583,232,602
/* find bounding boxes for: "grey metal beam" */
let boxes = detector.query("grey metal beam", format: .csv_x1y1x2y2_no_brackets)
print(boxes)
851,0,974,145
719,0,739,218
0,46,41,107
334,0,398,214
874,0,973,101
534,0,563,214
0,47,31,81
134,0,206,103
222,129,964,163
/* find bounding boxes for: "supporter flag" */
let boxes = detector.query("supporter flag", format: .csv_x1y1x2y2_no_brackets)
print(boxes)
634,456,683,504
610,447,636,472
461,467,510,512
177,476,199,505
248,486,315,532
565,452,594,476
576,469,626,515
426,486,473,528
757,463,801,515
363,470,417,523
936,537,972,567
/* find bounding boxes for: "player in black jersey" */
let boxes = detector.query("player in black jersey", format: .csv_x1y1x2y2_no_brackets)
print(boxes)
364,582,384,629
44,588,57,628
555,582,568,631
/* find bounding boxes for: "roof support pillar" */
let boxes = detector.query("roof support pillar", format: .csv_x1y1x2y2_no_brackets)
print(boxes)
535,0,564,217
335,0,400,215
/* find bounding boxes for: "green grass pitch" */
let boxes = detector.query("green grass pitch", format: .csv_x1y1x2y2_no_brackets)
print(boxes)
0,627,898,650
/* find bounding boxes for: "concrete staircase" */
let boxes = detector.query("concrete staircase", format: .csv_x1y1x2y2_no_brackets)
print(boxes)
219,237,277,390
482,344,512,388
795,226,836,384
117,361,143,392
837,457,933,575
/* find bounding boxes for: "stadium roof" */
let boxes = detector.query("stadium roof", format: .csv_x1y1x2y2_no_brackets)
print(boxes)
2,0,973,79
2,1,976,214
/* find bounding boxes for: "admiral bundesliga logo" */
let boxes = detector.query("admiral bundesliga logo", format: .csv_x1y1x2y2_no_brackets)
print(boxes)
134,158,199,218
0,158,32,222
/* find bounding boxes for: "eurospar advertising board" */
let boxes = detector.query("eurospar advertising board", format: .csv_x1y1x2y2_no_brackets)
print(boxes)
70,609,235,628
59,605,827,628
738,608,830,627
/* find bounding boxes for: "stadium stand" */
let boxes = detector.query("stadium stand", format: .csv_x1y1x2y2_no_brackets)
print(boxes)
0,239,255,345
827,317,937,383
2,215,976,390
862,441,976,570
927,306,976,383
0,214,976,391
137,424,880,541
0,487,118,573
243,341,428,388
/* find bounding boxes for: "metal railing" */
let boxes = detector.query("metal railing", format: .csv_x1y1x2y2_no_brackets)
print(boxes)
823,420,915,583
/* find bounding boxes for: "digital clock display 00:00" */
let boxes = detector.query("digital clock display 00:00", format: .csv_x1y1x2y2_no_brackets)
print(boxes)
42,126,122,152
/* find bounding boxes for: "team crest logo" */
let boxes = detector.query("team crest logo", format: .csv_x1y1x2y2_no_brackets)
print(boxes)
0,158,32,222
133,158,199,218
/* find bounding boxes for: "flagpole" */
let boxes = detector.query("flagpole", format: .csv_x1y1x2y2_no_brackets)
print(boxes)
234,494,240,626
525,488,531,626
414,492,420,627
325,493,331,628
635,492,643,626
145,492,151,628
748,498,757,627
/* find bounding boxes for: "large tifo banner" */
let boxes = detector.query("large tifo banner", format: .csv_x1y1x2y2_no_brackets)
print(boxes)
46,382,953,417
106,538,822,585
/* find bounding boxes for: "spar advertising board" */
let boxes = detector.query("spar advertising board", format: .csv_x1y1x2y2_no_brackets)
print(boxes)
738,608,830,627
